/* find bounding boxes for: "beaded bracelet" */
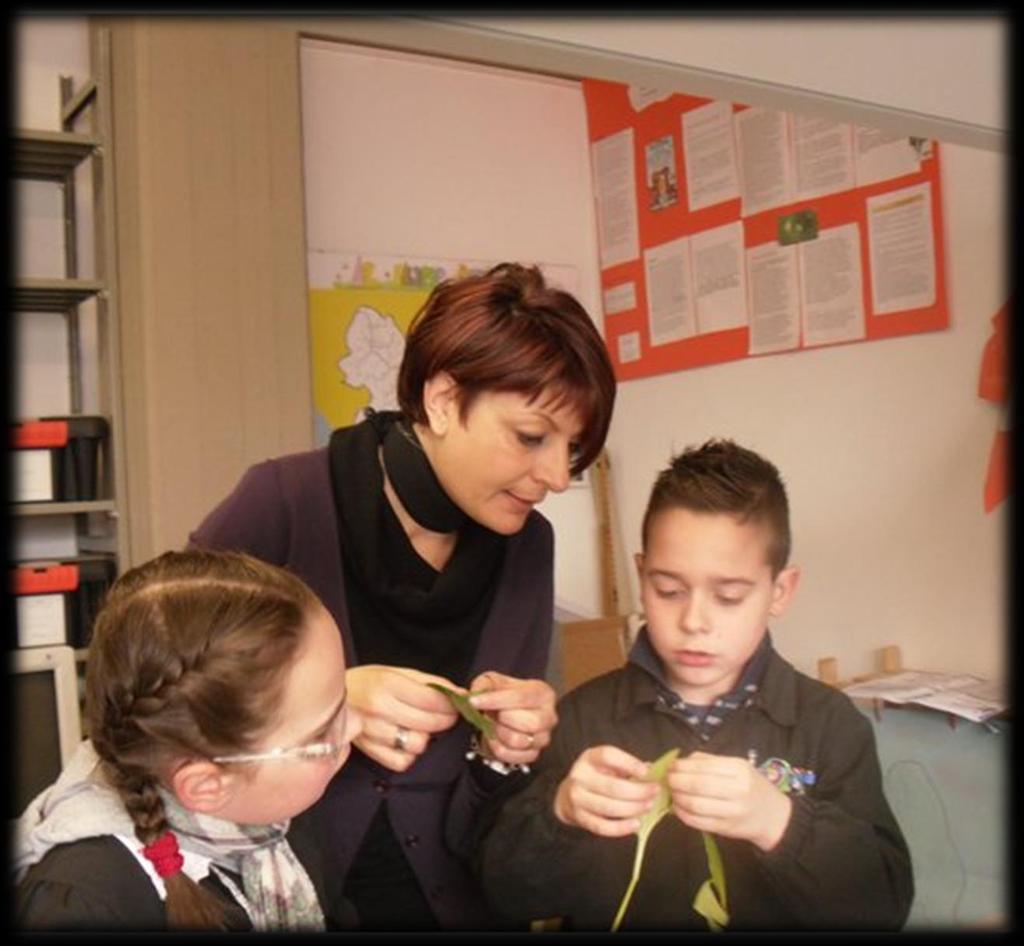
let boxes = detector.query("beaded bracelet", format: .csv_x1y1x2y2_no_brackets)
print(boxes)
465,730,530,776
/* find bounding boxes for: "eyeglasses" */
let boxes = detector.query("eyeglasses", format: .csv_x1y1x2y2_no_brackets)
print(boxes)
212,699,350,765
212,740,344,765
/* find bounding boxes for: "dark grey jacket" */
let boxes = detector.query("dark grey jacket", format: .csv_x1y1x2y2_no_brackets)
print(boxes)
478,649,914,931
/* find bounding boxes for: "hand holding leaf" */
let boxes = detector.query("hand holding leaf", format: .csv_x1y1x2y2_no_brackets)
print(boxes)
610,747,680,932
671,752,806,930
427,682,496,740
552,746,659,838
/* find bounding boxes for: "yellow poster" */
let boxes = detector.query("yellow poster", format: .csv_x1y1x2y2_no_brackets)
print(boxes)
307,252,495,444
309,286,428,439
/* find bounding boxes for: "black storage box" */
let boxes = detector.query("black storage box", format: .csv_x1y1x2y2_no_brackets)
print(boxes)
46,415,109,502
12,557,117,649
67,557,117,648
10,416,109,502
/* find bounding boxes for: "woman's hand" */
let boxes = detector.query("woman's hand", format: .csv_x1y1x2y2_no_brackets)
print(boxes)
553,745,659,837
467,671,558,767
667,750,793,852
346,664,461,772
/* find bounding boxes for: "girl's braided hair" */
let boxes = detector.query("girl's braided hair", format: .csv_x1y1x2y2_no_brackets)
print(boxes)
85,548,318,929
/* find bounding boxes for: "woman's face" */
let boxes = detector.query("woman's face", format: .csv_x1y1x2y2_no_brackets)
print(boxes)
419,380,585,535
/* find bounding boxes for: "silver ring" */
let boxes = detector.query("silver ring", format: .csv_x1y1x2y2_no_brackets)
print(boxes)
393,726,409,752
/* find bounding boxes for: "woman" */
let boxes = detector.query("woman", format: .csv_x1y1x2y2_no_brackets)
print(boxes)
189,262,617,929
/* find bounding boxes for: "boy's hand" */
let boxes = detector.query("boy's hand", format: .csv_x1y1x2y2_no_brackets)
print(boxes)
468,671,557,767
553,746,660,837
667,750,793,852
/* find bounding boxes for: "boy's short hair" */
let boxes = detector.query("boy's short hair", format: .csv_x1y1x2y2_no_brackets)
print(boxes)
642,439,791,575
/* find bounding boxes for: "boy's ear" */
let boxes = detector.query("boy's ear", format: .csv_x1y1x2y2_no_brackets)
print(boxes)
768,564,800,618
170,760,239,816
633,551,645,583
422,372,459,436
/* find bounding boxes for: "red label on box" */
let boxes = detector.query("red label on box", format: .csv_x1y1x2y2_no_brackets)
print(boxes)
11,420,69,449
11,564,80,595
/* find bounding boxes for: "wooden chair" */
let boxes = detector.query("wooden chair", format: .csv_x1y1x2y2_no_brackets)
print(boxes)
558,615,628,694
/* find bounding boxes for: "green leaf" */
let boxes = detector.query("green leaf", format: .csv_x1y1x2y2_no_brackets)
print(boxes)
611,747,680,932
702,831,727,910
693,832,729,930
427,682,497,740
636,747,678,843
693,878,729,931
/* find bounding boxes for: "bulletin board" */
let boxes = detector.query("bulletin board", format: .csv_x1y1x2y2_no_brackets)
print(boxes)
583,79,949,382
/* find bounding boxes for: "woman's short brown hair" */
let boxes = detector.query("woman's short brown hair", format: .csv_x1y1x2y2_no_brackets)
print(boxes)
397,262,616,475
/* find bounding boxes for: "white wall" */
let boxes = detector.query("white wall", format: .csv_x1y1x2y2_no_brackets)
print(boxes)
13,17,92,562
300,39,607,618
448,16,1006,139
14,16,90,130
14,17,90,416
17,17,1006,685
606,141,1007,684
385,16,1009,684
13,16,98,421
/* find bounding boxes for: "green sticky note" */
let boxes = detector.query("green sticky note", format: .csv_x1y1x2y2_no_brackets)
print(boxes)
778,209,818,245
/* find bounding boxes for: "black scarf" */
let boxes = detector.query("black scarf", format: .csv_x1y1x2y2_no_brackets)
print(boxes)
327,410,505,684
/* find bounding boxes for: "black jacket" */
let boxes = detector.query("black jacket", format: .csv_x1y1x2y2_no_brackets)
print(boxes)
15,836,250,931
14,813,350,930
478,648,914,931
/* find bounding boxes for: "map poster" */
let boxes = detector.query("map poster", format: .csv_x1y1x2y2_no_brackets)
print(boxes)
307,251,496,445
308,251,582,444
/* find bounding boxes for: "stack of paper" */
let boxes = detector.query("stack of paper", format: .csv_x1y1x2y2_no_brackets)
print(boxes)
841,671,1007,723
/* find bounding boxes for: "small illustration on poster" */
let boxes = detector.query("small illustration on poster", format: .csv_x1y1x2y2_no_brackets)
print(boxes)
645,135,678,211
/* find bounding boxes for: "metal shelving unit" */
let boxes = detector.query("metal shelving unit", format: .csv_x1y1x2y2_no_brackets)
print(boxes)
11,27,128,655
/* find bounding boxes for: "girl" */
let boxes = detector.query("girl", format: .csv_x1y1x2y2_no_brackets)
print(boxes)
14,548,361,930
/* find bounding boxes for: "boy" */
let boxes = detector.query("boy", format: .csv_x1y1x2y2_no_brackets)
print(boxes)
478,439,913,930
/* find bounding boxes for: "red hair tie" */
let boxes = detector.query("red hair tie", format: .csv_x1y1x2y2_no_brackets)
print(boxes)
141,830,184,879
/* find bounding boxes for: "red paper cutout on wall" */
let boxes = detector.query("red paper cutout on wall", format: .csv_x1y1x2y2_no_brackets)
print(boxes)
978,300,1007,403
983,430,1008,514
979,298,1009,512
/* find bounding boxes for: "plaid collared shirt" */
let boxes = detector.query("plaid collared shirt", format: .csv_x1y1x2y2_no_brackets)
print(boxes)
627,627,773,742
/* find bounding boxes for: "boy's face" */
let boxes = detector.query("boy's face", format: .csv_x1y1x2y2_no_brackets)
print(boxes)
636,506,799,706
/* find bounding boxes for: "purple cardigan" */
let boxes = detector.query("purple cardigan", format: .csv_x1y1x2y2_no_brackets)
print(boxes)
190,446,554,929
